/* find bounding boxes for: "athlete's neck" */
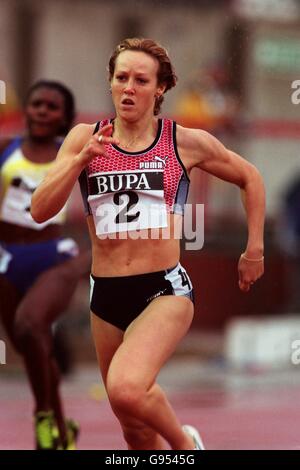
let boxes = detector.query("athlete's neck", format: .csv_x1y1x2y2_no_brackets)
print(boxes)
113,116,158,150
21,136,59,163
26,133,58,144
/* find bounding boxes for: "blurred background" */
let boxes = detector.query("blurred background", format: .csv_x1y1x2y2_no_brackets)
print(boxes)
1,0,300,449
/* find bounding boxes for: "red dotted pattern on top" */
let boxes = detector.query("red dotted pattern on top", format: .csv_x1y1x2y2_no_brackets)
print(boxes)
87,118,184,210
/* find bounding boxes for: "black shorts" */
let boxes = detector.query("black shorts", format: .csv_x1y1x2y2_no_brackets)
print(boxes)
90,262,194,331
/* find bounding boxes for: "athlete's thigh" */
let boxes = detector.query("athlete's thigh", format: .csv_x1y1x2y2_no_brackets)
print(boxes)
16,259,81,327
90,312,124,385
91,312,160,438
108,295,194,389
0,275,21,341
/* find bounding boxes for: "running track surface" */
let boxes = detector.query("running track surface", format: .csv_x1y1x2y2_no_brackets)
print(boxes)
1,358,300,450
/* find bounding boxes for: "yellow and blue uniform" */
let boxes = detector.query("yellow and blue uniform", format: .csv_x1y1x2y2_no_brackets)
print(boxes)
0,137,78,294
0,137,66,229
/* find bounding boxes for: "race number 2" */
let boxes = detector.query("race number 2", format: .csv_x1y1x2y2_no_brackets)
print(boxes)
113,191,140,224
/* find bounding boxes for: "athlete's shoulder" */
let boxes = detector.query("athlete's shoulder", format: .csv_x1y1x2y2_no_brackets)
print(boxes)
0,137,16,156
68,122,96,139
175,124,211,150
0,137,23,168
60,123,97,153
56,121,106,162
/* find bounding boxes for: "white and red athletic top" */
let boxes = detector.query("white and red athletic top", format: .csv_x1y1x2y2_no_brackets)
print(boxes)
79,118,190,236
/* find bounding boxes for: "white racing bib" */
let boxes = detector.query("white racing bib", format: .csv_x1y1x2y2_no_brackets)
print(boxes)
1,175,65,229
87,169,168,236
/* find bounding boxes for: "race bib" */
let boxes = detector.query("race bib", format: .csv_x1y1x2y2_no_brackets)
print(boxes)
87,169,168,236
1,175,65,229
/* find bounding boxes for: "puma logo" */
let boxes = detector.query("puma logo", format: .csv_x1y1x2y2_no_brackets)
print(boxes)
154,155,168,167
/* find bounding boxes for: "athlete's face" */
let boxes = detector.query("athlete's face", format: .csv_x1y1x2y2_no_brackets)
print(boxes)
111,50,165,121
25,87,66,139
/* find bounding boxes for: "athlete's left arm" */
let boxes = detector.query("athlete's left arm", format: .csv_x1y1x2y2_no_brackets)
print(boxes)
178,126,265,292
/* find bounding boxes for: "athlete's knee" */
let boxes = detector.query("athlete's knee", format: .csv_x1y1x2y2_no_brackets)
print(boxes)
14,308,48,351
107,375,145,415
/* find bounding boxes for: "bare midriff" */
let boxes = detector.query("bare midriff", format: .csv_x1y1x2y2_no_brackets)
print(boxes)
87,213,182,277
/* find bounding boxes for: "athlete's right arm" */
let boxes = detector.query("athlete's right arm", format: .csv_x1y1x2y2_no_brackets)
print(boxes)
31,122,116,223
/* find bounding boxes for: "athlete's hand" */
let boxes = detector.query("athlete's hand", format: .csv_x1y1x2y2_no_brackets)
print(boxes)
238,253,264,292
76,123,119,166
